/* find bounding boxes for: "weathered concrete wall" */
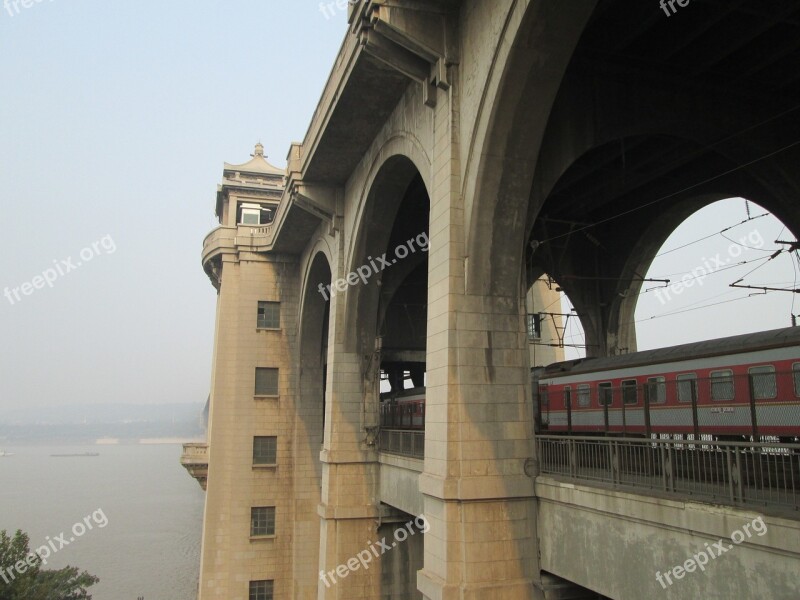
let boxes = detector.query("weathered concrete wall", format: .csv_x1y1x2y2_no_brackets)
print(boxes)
381,522,425,600
536,477,800,600
380,455,425,517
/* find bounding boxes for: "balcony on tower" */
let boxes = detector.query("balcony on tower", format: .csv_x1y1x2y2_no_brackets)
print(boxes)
180,442,209,491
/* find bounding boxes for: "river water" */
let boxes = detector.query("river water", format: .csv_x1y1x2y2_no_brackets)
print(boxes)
0,444,204,600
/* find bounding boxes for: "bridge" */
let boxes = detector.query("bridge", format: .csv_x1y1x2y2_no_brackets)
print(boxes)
194,1,800,598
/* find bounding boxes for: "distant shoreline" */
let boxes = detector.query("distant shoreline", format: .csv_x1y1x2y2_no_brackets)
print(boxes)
0,438,205,447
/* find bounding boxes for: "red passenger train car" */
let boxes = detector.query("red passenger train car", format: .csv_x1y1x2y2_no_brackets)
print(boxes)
380,388,425,430
533,327,800,441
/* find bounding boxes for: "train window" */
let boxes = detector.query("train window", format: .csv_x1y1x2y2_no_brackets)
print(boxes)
564,386,572,409
621,379,638,405
794,363,800,397
676,373,697,403
749,365,777,399
646,377,666,404
598,382,613,406
577,384,591,407
710,370,735,401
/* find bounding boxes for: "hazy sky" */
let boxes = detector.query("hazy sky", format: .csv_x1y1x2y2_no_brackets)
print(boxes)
1,4,797,409
0,2,347,409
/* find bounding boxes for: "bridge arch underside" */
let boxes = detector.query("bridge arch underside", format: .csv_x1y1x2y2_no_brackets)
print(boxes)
294,251,331,596
470,0,800,358
346,155,430,388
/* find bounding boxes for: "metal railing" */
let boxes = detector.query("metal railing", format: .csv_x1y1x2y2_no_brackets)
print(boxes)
536,435,799,513
379,429,424,459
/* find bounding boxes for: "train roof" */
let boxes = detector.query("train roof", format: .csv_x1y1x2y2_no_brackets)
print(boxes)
541,326,800,377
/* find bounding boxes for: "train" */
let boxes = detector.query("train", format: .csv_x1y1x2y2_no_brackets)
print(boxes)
534,326,800,442
381,327,800,443
380,388,425,430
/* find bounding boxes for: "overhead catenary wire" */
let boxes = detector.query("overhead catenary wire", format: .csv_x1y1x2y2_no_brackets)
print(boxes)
636,292,774,324
656,212,770,257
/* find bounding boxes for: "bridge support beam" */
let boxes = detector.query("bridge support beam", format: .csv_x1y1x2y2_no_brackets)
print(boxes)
416,75,543,600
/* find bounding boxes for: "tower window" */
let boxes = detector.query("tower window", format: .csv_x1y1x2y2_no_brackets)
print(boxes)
253,436,277,465
255,368,279,396
250,507,276,537
249,580,274,600
238,202,276,226
257,301,280,329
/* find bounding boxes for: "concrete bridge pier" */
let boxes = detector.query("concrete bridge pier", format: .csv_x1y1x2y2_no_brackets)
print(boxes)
416,75,543,599
417,291,542,600
317,298,382,599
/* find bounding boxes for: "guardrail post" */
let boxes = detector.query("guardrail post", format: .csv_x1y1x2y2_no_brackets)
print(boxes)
725,446,735,504
734,446,744,504
665,445,675,492
611,440,619,484
569,439,577,478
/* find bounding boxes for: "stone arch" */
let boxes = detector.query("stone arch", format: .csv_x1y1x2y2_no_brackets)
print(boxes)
297,237,336,327
343,146,431,357
292,249,332,596
465,0,800,355
462,0,598,299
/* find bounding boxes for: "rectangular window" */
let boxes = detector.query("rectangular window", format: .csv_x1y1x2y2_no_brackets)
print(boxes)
241,205,262,225
577,384,591,408
646,377,666,404
677,373,697,403
249,580,274,600
255,368,279,396
793,363,800,397
257,301,280,329
598,382,613,407
563,386,571,409
749,365,777,399
526,314,542,340
539,385,549,407
253,436,277,465
622,379,638,405
251,507,276,537
710,369,735,401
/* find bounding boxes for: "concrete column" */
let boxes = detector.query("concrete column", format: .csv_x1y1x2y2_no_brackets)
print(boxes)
317,274,382,598
417,74,542,600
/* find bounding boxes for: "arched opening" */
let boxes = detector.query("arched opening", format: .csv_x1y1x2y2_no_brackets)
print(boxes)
299,251,332,449
469,0,800,356
524,274,585,365
480,0,800,458
635,198,799,347
293,251,331,595
344,156,430,436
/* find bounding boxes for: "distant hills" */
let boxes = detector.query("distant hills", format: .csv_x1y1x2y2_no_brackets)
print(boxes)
0,403,206,443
